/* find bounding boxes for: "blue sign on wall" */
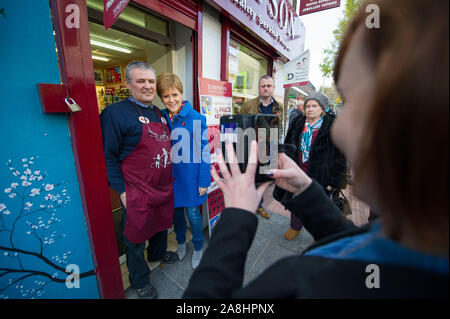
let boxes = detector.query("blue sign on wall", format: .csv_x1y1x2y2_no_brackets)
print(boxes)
0,1,99,298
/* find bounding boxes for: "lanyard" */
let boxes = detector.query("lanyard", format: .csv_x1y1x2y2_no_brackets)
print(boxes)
132,100,169,141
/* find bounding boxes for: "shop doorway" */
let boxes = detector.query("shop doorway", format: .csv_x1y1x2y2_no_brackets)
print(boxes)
86,0,194,267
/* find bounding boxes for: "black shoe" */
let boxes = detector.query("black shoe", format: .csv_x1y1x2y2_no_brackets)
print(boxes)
162,251,179,264
136,284,158,299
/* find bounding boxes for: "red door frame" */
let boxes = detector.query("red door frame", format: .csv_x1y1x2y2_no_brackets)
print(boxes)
50,0,124,298
193,0,203,111
133,0,198,30
50,0,201,298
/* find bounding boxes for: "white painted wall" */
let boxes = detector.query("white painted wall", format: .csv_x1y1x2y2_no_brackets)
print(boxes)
202,4,222,80
274,59,285,102
173,22,194,104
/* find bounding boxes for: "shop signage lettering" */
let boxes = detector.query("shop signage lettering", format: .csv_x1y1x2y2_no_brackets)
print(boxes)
212,0,305,60
103,0,131,30
208,84,228,93
283,49,310,88
298,0,341,16
231,0,296,51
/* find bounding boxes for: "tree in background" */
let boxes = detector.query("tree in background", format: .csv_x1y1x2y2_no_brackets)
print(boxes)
320,0,363,78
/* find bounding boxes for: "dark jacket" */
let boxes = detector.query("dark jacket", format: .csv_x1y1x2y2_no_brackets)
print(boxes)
100,99,163,194
288,108,302,128
274,111,347,204
183,181,448,299
239,96,285,138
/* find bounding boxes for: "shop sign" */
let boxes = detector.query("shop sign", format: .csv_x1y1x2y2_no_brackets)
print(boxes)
198,78,233,236
283,49,310,88
210,0,305,61
298,0,341,16
103,0,130,30
199,78,233,126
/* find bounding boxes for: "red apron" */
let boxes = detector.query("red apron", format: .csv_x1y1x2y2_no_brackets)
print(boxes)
120,108,174,244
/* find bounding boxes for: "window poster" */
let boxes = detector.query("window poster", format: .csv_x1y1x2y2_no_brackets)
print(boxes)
198,78,233,236
199,78,233,126
105,66,123,84
283,50,310,88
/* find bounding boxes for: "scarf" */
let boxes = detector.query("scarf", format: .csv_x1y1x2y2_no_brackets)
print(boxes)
169,101,186,123
300,117,323,163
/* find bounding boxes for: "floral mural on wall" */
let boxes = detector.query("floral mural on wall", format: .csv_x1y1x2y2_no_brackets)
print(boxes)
0,157,96,298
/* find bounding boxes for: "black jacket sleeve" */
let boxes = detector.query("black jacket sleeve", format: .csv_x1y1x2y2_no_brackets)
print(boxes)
100,107,126,194
183,181,356,298
328,144,347,189
284,180,356,241
183,209,258,298
182,208,311,299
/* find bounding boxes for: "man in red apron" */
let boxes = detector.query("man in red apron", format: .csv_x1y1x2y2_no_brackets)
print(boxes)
101,61,178,299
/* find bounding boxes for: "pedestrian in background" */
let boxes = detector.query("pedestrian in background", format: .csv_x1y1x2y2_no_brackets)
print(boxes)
288,95,304,128
274,91,347,240
183,0,448,298
239,75,284,219
157,73,211,270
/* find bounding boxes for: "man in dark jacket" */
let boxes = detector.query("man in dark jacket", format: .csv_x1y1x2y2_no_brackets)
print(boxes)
287,95,304,129
239,75,284,219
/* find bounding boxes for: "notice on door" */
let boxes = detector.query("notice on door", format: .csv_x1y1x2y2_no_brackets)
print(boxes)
198,78,233,236
198,78,233,126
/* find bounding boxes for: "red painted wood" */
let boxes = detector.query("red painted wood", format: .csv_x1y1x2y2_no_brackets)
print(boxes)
220,19,230,82
208,0,302,61
38,83,69,113
192,0,202,112
160,0,197,20
228,19,277,67
50,0,124,299
133,0,197,30
220,17,274,82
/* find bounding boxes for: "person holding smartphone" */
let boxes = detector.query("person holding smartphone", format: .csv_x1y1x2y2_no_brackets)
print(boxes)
183,0,448,298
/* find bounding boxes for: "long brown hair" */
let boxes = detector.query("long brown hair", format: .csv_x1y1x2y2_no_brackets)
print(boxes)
334,0,449,244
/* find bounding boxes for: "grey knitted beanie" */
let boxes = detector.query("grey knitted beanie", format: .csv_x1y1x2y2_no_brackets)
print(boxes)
304,92,330,111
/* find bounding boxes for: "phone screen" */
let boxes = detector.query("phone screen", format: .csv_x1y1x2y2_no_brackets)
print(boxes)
256,115,278,181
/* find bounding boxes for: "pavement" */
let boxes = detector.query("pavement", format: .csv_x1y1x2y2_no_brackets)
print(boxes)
123,184,370,299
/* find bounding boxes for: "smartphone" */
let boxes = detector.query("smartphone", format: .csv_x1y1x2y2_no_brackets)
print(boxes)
220,114,279,184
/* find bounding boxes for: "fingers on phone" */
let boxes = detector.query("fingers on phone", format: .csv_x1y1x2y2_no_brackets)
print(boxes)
215,148,231,180
225,142,240,176
246,140,258,176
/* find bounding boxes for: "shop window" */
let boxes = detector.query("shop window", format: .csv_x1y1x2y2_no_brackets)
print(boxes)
89,21,170,113
228,38,269,114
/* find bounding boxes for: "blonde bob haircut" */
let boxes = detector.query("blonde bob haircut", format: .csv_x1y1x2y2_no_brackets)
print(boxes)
156,72,184,97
